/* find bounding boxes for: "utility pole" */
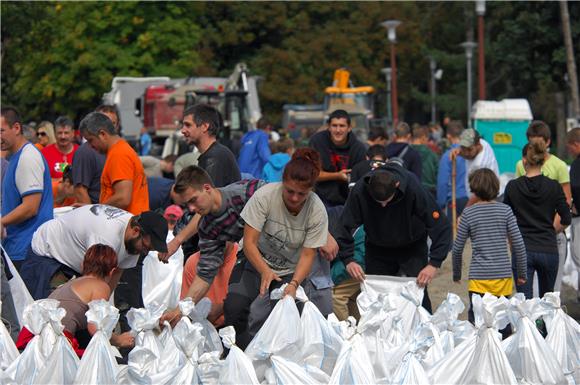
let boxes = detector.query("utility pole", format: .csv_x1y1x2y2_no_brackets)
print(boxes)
559,0,580,120
476,0,486,100
381,20,401,127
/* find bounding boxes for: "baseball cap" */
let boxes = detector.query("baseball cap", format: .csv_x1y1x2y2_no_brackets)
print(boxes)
164,204,184,220
137,211,168,253
459,128,480,147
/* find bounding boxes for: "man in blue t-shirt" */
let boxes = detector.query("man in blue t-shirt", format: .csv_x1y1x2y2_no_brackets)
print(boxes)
237,117,272,179
1,107,53,269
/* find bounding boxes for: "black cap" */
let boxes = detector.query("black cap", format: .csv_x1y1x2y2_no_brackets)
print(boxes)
137,211,168,253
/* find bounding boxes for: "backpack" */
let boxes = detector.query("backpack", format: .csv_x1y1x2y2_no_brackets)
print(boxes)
388,144,409,168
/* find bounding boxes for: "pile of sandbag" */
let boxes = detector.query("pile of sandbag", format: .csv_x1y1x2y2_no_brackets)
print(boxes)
2,275,579,385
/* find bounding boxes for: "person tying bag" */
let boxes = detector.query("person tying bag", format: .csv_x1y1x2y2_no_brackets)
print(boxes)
224,148,329,349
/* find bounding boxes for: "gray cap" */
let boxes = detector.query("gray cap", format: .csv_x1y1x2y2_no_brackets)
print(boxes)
459,128,480,147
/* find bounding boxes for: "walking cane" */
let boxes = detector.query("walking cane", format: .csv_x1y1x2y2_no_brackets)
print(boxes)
451,154,458,240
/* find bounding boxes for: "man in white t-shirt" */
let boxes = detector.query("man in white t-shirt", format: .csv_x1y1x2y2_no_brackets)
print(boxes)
452,129,499,202
20,204,168,299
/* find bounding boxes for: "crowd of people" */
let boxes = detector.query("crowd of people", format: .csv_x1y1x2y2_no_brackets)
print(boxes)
1,102,579,355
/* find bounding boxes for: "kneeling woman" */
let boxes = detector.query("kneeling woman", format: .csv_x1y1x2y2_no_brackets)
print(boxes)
16,244,134,355
224,148,329,349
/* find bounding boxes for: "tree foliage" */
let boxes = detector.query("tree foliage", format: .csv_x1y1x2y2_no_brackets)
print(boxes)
2,1,579,127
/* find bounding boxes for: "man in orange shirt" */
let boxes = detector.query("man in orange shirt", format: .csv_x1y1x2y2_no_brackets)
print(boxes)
79,112,149,215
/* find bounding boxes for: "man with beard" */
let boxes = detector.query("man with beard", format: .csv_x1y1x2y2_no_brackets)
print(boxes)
19,204,168,300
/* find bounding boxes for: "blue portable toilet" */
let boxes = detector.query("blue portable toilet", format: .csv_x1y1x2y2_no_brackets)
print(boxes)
472,99,533,174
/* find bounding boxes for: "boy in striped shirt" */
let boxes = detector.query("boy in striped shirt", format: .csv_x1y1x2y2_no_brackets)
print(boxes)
452,168,527,325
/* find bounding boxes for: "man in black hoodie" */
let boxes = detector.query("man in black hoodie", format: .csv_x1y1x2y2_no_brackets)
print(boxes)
336,162,452,312
309,109,366,206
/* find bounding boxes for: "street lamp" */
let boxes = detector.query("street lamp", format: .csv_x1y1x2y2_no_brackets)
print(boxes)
429,57,443,123
476,0,486,100
381,20,401,126
381,67,392,128
461,41,477,129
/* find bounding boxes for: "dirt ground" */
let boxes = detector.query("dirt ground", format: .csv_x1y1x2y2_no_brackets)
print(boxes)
428,241,580,321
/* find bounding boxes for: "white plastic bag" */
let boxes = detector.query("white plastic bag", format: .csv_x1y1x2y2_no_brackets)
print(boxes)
2,246,34,328
329,333,376,384
142,233,184,309
219,326,260,385
430,293,517,385
357,274,416,314
166,317,205,385
502,294,567,385
182,297,223,355
0,300,19,370
156,321,183,373
300,300,343,375
392,351,432,385
127,303,166,374
117,346,178,385
34,305,79,384
4,299,59,385
541,292,580,384
264,355,319,385
74,299,121,385
430,293,475,353
245,289,304,381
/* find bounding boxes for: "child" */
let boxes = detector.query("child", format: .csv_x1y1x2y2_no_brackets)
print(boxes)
452,168,527,325
262,138,294,183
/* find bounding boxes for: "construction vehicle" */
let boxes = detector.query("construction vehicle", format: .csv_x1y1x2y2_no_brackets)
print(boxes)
102,63,262,154
323,68,376,141
282,68,376,142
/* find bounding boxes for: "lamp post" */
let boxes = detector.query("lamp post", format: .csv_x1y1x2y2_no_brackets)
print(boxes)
429,57,443,123
381,67,392,128
381,20,401,126
461,41,477,128
476,0,486,100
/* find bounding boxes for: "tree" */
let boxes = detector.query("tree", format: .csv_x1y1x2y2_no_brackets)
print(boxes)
1,2,202,121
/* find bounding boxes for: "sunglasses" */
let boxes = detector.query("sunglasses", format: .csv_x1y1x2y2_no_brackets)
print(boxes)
37,132,47,137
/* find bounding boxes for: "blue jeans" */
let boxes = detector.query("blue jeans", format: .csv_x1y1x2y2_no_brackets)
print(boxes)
514,250,558,299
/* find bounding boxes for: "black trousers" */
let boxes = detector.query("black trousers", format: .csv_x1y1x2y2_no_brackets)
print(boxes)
365,238,432,313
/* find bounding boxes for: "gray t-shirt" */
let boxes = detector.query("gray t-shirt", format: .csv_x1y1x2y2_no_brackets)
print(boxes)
241,182,328,276
71,142,106,204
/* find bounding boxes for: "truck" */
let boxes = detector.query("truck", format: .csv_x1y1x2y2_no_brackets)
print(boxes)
282,68,377,142
102,63,262,154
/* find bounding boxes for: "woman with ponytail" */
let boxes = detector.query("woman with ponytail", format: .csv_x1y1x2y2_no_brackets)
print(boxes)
504,141,571,298
224,148,329,349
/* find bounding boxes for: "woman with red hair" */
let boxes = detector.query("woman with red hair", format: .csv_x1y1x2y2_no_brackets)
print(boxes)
224,148,329,349
16,244,134,355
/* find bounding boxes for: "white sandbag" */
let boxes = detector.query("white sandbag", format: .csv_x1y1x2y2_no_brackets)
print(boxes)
391,351,432,385
181,297,223,355
300,300,343,375
197,351,222,385
416,322,445,372
2,246,34,328
156,321,183,373
541,292,580,384
430,293,518,385
34,305,79,385
245,288,305,382
329,333,376,384
142,233,183,309
127,303,166,374
357,274,416,314
219,326,260,385
356,293,397,379
166,317,205,385
0,301,19,370
327,313,356,340
430,293,475,353
4,299,60,385
74,299,121,385
264,355,319,385
117,347,178,385
502,294,567,385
